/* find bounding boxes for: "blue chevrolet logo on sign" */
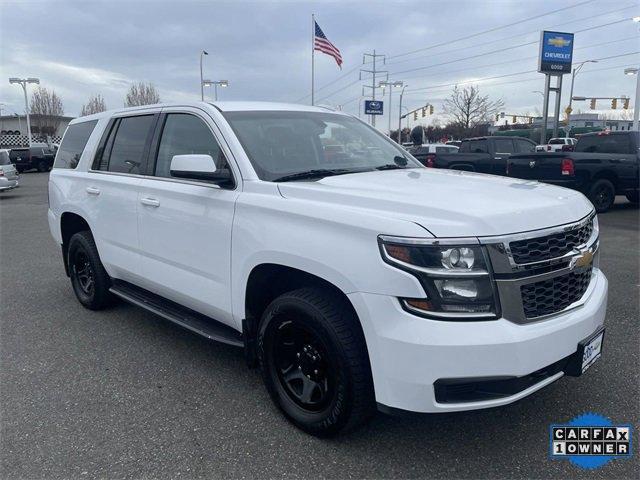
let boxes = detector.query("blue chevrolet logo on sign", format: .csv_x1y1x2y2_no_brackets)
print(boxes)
364,100,383,115
538,30,574,74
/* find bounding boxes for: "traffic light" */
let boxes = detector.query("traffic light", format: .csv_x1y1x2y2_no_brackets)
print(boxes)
512,116,517,124
589,98,596,109
413,111,418,121
429,105,434,115
611,98,617,109
421,107,426,117
623,98,630,109
495,114,500,122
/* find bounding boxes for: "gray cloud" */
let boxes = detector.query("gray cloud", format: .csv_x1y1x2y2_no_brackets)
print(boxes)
1,0,638,123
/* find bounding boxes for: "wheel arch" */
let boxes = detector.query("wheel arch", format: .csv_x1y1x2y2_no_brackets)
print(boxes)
60,212,92,276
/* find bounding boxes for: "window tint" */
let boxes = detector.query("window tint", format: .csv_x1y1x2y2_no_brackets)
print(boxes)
549,138,565,145
515,138,535,153
154,113,230,179
575,134,632,154
468,140,488,153
54,120,98,169
435,146,458,153
494,138,515,153
107,115,155,174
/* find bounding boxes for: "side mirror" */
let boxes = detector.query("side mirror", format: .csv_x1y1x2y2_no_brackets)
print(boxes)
170,154,217,180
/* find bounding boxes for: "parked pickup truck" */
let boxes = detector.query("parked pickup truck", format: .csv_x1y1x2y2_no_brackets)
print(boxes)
49,102,607,436
412,135,537,174
507,131,639,212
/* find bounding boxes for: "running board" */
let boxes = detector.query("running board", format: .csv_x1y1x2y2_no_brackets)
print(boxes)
109,281,243,348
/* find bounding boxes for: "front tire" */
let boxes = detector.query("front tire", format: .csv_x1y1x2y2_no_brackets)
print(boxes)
588,179,616,213
258,287,375,436
68,231,113,310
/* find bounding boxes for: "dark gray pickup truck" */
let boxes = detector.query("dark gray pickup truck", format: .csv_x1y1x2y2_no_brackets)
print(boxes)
411,136,537,174
507,131,639,212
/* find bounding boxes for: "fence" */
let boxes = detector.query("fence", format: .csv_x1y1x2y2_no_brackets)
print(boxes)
0,134,63,149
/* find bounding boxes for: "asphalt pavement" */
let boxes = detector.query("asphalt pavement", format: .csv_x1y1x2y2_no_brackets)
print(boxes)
1,172,638,479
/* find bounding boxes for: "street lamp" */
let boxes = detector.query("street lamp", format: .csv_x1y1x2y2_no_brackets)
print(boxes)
398,84,408,144
9,77,39,147
624,67,639,131
568,60,598,116
379,80,403,138
200,50,208,101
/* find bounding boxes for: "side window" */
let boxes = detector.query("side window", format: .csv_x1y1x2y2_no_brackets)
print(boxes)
54,120,98,169
515,139,535,153
459,141,470,153
469,140,488,153
105,115,155,174
154,113,231,180
494,138,515,154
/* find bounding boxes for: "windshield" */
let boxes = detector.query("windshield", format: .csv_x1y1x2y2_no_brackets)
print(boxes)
223,111,421,181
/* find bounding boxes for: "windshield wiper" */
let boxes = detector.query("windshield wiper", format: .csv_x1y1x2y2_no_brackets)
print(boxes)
273,168,356,182
375,164,404,171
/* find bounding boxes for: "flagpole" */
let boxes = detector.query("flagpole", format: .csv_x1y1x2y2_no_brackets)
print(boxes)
311,13,315,106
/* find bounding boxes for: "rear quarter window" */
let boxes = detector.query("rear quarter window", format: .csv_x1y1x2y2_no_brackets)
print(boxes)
575,134,632,154
54,120,98,169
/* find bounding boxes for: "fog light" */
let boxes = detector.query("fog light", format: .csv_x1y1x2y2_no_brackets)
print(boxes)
435,279,479,299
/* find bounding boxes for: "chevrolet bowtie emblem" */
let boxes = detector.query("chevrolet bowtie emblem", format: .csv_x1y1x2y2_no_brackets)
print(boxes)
570,250,594,270
548,36,571,48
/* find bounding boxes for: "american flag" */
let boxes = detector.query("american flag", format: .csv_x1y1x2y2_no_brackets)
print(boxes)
314,21,342,68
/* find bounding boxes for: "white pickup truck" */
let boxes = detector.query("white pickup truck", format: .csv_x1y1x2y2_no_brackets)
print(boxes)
48,102,607,436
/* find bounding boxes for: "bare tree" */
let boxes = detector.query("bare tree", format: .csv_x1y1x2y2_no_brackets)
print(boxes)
124,82,160,107
30,87,65,135
443,85,504,131
81,94,107,116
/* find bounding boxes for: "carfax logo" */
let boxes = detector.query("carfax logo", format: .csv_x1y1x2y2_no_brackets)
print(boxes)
550,413,633,469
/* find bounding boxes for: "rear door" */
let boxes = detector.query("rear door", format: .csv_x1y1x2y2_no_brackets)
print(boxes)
491,137,516,174
86,112,158,283
136,107,239,325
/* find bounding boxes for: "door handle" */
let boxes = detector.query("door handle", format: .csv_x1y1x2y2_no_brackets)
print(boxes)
140,197,160,207
86,186,100,195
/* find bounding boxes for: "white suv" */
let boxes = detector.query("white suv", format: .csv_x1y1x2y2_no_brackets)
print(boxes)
48,102,607,436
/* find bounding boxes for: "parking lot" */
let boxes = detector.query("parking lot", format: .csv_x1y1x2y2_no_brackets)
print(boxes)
1,172,638,479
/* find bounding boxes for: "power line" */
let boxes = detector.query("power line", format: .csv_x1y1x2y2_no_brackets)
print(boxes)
386,0,596,61
295,0,616,103
319,17,638,103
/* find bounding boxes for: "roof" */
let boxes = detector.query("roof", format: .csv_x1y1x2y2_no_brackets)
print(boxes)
70,101,346,125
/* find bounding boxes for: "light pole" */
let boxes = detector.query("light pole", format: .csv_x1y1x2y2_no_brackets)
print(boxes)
568,60,598,116
624,67,640,131
398,84,408,144
200,50,208,101
9,77,39,147
379,80,403,138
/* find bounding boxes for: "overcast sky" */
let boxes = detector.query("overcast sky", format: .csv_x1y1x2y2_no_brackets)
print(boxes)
1,0,638,128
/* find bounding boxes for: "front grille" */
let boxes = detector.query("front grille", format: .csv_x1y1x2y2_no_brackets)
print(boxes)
521,268,592,319
509,219,593,264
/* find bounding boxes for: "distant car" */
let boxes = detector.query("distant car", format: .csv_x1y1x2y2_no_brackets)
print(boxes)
409,143,459,155
0,149,19,191
9,144,56,173
536,137,577,152
445,140,462,148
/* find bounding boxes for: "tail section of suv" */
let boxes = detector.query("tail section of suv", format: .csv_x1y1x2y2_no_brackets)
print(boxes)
10,144,56,172
48,102,607,436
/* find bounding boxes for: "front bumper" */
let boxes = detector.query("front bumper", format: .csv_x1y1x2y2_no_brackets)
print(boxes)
348,268,607,413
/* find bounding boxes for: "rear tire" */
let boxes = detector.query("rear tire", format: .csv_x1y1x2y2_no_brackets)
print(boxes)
37,160,49,172
588,179,615,213
258,287,375,436
626,191,639,205
68,231,113,310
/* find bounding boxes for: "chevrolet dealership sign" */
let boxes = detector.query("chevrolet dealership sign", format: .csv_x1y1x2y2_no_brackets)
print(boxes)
538,30,574,74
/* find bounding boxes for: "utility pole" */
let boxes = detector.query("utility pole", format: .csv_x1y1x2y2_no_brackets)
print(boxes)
398,85,408,144
200,50,208,101
360,50,387,127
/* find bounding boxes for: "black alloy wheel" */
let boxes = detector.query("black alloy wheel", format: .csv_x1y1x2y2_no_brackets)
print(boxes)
72,250,94,296
588,179,615,213
68,231,113,310
271,319,334,412
258,287,375,436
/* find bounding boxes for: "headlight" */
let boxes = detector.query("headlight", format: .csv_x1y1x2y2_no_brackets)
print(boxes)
379,236,499,320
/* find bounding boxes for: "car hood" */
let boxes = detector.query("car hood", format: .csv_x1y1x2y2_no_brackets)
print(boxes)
277,168,593,237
